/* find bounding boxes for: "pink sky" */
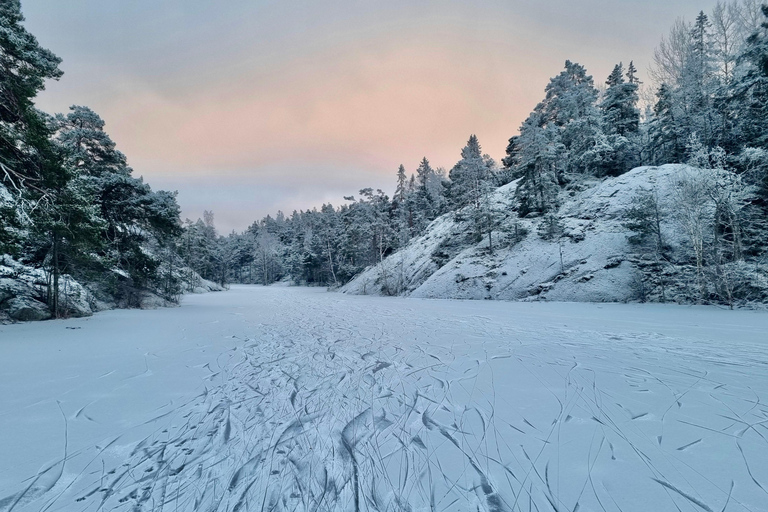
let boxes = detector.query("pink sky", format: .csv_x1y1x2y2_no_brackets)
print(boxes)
24,0,712,231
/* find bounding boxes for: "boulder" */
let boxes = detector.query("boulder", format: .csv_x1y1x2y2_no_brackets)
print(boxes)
7,297,51,321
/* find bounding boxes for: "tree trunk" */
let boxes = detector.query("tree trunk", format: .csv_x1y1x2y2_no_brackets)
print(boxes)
52,233,60,318
326,240,338,286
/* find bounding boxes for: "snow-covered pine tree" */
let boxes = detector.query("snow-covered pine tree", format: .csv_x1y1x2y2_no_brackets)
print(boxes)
412,157,446,231
25,136,105,317
512,113,563,216
54,106,183,298
0,0,62,194
648,83,688,164
732,4,768,152
593,63,642,176
538,61,603,176
600,63,640,137
448,135,494,211
731,4,768,250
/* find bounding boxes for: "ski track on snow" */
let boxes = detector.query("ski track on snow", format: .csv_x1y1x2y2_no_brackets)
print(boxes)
2,288,768,512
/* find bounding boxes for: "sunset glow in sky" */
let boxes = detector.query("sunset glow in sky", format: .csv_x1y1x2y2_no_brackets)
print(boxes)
24,0,713,231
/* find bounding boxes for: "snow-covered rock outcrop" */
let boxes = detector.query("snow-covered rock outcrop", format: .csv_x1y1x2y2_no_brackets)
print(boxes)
0,256,95,321
0,254,225,323
342,165,721,302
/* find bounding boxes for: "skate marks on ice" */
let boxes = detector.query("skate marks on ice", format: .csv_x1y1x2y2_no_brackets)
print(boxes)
3,295,768,512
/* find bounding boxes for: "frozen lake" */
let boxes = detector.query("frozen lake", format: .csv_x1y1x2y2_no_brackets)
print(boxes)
1,285,767,512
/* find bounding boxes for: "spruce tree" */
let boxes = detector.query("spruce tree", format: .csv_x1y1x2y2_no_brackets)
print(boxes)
394,164,407,204
513,114,563,216
649,83,687,164
448,135,493,210
600,62,640,137
733,4,768,150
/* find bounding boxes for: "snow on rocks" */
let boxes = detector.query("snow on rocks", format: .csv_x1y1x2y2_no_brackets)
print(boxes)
0,256,93,321
0,254,224,322
342,164,726,303
184,277,226,294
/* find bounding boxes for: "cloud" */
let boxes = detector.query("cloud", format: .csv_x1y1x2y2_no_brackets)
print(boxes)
24,0,713,231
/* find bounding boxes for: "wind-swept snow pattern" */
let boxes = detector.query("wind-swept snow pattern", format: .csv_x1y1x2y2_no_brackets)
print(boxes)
1,286,768,511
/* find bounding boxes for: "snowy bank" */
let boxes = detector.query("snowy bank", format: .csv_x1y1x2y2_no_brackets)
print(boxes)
0,255,224,323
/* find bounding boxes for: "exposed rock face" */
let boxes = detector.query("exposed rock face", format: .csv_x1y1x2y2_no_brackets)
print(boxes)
6,297,51,321
1,254,225,323
186,278,226,294
1,259,94,322
343,165,766,304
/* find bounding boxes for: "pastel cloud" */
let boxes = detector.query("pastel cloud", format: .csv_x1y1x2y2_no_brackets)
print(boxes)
23,0,711,231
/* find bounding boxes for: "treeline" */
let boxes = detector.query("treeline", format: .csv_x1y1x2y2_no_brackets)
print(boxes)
181,138,504,291
3,0,767,309
186,1,768,298
1,1,184,316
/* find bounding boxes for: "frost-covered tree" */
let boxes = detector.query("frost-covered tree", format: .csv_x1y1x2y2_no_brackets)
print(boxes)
539,61,603,175
26,172,104,317
592,62,643,176
254,230,283,285
411,157,446,230
447,135,495,210
181,212,219,282
710,1,740,84
648,1,768,160
512,114,563,216
600,63,640,137
504,61,603,213
0,0,62,192
394,164,407,204
648,83,688,164
54,106,182,296
731,4,768,151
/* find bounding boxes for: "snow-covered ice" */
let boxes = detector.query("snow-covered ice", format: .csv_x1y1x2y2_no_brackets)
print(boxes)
1,285,767,511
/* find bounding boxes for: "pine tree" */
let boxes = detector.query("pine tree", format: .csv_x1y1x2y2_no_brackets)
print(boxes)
540,61,604,176
54,106,182,296
0,0,62,192
507,61,603,212
25,145,105,317
732,4,768,209
606,63,624,88
732,4,768,150
594,62,642,176
448,135,493,210
682,11,717,147
514,116,563,216
412,157,445,229
600,62,641,137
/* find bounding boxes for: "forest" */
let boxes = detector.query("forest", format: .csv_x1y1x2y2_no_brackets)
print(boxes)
2,0,768,318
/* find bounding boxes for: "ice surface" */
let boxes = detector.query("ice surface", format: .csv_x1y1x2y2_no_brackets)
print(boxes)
1,285,767,511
